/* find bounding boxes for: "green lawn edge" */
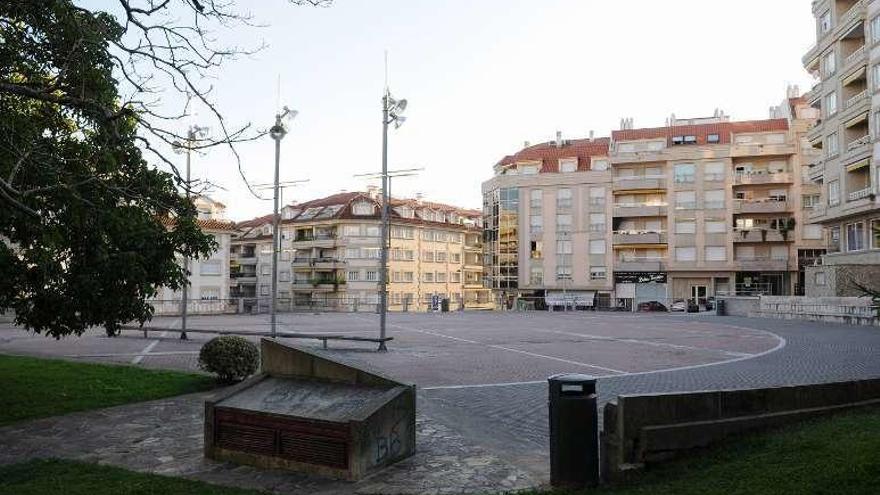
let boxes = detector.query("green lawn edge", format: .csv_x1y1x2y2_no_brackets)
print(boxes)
0,353,216,426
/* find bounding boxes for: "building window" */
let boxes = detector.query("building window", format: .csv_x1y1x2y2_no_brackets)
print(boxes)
872,219,880,249
348,270,360,281
705,246,726,261
530,214,543,234
520,165,539,175
824,92,837,116
530,189,542,208
260,264,271,275
436,272,447,283
846,222,866,251
531,241,543,259
352,201,375,216
200,287,220,300
260,285,269,296
200,260,222,276
559,159,577,173
422,272,434,282
676,191,696,209
804,224,823,240
556,240,572,254
803,194,820,208
672,135,697,145
707,134,720,144
674,163,695,182
872,15,880,42
279,270,290,282
820,10,832,34
589,213,605,232
451,271,461,283
403,272,414,283
704,189,725,209
451,253,461,263
592,159,609,171
589,239,606,254
556,188,572,209
675,247,696,261
704,162,725,181
589,266,607,280
556,265,572,280
705,219,726,233
827,132,839,156
675,220,696,234
436,251,448,263
815,271,827,286
556,214,572,232
366,270,378,281
530,267,543,286
822,50,836,77
589,187,605,205
829,180,840,206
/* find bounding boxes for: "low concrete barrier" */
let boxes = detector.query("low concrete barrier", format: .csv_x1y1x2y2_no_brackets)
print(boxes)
754,296,878,326
601,378,880,480
205,339,415,480
716,296,760,317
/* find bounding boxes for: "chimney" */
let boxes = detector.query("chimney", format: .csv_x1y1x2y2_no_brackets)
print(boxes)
366,185,379,199
523,140,530,148
415,192,424,204
589,130,594,141
556,130,563,148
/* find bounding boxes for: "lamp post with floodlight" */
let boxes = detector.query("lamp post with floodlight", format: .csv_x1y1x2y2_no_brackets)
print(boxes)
268,107,298,339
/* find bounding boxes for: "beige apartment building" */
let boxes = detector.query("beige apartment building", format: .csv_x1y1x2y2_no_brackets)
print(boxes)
482,134,616,309
482,96,826,309
609,98,825,306
802,0,880,296
231,191,492,312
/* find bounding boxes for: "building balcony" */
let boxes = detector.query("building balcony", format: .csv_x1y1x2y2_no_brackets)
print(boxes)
291,280,345,292
732,229,792,243
848,186,876,202
615,258,667,272
802,0,866,65
732,172,793,185
612,231,667,245
841,90,870,120
230,273,258,284
613,203,668,217
291,235,340,248
803,81,822,103
231,255,257,265
735,258,791,271
612,175,667,191
807,159,825,182
464,243,482,252
842,44,867,73
729,143,796,158
806,119,825,143
292,257,345,269
732,199,791,214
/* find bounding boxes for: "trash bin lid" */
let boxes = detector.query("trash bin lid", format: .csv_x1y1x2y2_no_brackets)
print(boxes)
548,373,595,383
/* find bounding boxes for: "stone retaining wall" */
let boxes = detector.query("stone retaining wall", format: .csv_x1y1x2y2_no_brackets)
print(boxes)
600,378,880,480
755,296,878,326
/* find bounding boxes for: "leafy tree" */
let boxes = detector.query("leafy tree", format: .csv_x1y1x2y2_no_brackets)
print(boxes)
0,1,327,337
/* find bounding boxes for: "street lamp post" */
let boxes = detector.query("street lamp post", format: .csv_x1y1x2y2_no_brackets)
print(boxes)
378,90,407,351
268,107,298,339
173,125,209,340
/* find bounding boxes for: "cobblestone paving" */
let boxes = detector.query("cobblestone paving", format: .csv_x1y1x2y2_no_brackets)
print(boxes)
2,312,880,493
0,390,539,494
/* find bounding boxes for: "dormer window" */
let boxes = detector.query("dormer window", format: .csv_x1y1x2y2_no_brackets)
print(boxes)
559,159,577,173
262,225,272,235
707,134,720,144
396,206,414,218
519,164,539,175
352,201,375,216
592,159,608,171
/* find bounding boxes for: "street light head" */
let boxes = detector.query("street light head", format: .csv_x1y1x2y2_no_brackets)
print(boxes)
394,98,407,113
192,125,210,139
393,115,407,129
280,106,299,121
171,140,185,154
269,124,287,141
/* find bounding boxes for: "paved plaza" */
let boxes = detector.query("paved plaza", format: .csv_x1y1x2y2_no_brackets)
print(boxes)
2,311,880,493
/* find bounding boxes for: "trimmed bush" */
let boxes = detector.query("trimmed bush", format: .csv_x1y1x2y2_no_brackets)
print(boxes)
198,336,260,382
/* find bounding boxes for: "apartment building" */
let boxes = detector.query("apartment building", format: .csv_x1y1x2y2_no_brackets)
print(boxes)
609,99,825,307
151,196,238,314
482,134,616,309
231,191,492,312
229,214,274,313
802,0,880,296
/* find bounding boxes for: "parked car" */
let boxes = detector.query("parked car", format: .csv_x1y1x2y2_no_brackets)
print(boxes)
637,300,668,312
670,299,687,312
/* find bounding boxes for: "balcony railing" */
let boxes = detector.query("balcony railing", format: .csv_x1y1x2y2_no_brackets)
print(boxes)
612,231,667,245
845,90,868,110
846,134,871,152
733,172,792,185
844,45,866,67
848,186,875,201
732,199,791,214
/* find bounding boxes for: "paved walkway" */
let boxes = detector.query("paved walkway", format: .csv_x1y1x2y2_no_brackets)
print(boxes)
2,312,880,493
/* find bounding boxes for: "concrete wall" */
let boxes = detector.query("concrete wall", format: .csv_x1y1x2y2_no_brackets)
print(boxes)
601,378,880,480
806,262,880,297
717,296,760,316
755,295,878,326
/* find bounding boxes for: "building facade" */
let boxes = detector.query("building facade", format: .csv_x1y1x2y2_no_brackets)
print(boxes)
151,196,238,315
802,0,880,296
231,191,492,312
482,98,826,309
482,134,616,309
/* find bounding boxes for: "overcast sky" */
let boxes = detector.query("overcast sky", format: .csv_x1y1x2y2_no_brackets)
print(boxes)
134,0,817,220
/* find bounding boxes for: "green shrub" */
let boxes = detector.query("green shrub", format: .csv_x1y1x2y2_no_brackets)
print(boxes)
198,336,260,382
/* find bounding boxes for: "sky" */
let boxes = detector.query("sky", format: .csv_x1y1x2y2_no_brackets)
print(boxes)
118,0,818,221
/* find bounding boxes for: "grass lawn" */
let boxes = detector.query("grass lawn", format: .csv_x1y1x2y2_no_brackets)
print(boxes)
551,407,880,495
0,459,266,495
0,354,216,426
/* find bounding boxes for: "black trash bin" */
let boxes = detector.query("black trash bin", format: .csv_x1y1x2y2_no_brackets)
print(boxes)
716,299,726,316
548,373,599,489
441,298,450,312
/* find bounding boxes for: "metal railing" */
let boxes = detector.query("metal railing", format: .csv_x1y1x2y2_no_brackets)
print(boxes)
846,134,871,152
848,186,875,201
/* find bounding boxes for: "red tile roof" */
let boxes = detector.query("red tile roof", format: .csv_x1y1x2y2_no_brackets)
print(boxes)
496,137,610,172
612,119,789,145
159,217,238,232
